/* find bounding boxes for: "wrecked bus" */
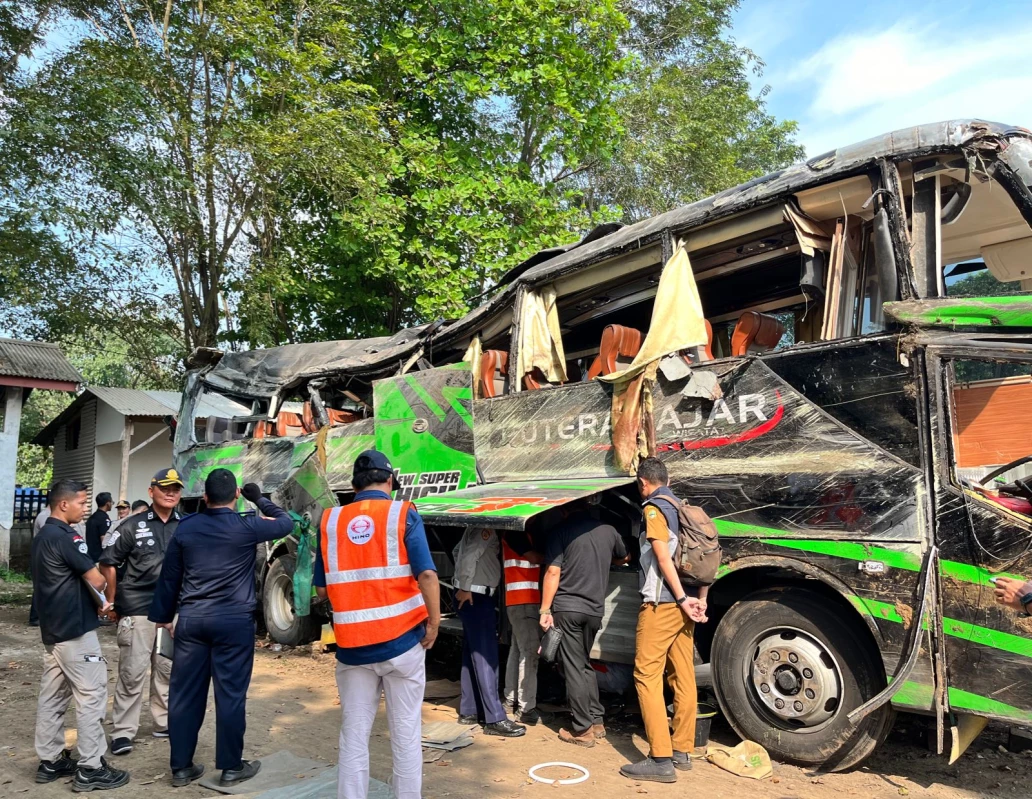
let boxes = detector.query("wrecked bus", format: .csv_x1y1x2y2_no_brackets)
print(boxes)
173,120,1032,770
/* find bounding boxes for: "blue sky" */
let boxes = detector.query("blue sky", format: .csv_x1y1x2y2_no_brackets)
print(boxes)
731,0,1032,157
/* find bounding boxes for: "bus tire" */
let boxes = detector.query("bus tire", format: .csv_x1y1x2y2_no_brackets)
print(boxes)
711,587,895,771
262,554,322,647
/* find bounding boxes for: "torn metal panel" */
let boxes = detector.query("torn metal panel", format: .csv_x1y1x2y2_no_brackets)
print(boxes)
270,457,338,524
413,477,634,530
202,326,431,399
372,366,478,501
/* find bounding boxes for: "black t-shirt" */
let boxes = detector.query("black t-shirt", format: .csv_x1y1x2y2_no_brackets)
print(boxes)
30,518,100,646
99,507,180,617
85,509,110,562
544,512,627,617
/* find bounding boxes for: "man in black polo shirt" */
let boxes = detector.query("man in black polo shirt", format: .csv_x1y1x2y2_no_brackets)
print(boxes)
32,479,130,791
99,468,182,755
539,500,628,748
86,492,113,562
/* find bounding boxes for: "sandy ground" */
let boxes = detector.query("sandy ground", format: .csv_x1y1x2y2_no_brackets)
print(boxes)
1,587,1030,799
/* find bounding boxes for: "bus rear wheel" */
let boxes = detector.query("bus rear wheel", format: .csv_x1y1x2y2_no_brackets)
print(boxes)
711,587,895,772
262,554,322,647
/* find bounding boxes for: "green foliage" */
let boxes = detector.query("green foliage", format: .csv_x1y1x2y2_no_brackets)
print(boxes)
588,0,805,220
0,565,30,583
947,268,1032,298
236,0,631,343
0,0,803,351
0,0,384,352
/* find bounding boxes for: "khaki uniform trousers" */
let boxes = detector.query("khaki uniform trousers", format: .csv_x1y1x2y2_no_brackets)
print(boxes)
35,630,109,768
503,603,542,713
111,616,171,739
633,603,697,759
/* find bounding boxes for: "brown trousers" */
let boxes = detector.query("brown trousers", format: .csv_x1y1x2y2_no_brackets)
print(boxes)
633,603,697,758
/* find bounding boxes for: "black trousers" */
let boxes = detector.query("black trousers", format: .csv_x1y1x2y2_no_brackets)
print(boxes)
553,610,603,733
168,613,255,771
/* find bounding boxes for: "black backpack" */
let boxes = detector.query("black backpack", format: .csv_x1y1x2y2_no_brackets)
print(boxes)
650,496,722,586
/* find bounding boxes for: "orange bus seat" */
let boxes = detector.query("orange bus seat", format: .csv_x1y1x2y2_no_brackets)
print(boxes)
731,312,784,357
588,325,643,380
480,350,510,398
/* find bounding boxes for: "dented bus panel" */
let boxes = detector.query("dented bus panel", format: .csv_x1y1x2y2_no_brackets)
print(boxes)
173,120,1032,770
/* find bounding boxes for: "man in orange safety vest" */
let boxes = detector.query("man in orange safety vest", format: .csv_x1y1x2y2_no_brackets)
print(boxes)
502,529,544,725
315,450,441,799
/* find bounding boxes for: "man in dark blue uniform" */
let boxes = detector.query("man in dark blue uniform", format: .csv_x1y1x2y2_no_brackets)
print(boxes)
149,468,293,789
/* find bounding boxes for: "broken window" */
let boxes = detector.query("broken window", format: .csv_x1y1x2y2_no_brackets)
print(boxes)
946,358,1032,517
767,337,920,466
900,154,1032,298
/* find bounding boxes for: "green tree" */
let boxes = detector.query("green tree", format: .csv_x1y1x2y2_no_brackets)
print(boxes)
0,0,383,352
948,268,1032,298
236,0,631,344
588,0,805,221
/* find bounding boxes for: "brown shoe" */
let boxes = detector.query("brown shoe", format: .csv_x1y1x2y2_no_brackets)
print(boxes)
591,723,606,739
558,727,596,748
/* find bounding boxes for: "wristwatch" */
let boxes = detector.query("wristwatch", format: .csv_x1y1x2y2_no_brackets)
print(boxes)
539,607,551,615
676,595,690,606
1019,591,1032,617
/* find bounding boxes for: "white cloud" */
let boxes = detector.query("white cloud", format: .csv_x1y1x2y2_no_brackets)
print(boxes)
778,20,1032,155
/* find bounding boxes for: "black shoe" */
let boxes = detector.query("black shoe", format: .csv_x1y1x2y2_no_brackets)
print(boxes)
456,715,481,725
484,718,527,737
219,760,261,787
109,738,133,756
171,764,205,787
36,750,78,783
620,757,677,783
72,758,130,792
152,729,169,739
672,750,693,771
517,708,542,725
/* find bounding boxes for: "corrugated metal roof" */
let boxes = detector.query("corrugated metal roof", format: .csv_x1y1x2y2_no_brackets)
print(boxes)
88,387,180,417
0,338,83,383
33,386,249,446
86,387,249,419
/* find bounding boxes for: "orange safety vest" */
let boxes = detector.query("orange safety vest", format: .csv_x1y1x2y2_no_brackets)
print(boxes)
502,538,541,607
320,499,428,649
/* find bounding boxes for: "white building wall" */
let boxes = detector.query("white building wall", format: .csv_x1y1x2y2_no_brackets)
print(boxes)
94,402,127,446
125,422,173,506
89,418,173,506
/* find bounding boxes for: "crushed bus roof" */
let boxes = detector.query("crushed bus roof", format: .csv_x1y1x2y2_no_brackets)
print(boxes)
197,119,1031,400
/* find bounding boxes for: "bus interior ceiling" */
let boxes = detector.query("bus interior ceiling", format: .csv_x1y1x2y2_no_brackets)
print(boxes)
206,147,1032,435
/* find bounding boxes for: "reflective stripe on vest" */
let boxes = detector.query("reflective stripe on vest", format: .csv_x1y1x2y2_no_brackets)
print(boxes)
321,499,427,648
502,540,541,607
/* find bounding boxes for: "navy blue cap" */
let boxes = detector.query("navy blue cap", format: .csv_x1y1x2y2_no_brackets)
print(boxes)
352,449,393,478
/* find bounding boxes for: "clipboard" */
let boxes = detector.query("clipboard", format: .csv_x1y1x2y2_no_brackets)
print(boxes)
156,626,174,660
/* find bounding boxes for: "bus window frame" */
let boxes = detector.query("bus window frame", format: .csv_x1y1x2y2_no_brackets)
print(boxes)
928,344,1032,522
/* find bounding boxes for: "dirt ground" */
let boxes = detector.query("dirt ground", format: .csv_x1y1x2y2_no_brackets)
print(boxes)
1,587,1030,799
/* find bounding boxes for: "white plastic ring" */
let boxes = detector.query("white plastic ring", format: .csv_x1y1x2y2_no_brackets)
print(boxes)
528,762,590,785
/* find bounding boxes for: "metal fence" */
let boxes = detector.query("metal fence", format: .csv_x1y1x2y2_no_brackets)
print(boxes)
14,489,48,523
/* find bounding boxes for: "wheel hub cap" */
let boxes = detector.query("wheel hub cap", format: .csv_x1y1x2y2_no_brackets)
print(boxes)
750,628,842,727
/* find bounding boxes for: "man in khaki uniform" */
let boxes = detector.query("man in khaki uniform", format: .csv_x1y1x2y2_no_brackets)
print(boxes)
99,469,182,755
32,479,130,791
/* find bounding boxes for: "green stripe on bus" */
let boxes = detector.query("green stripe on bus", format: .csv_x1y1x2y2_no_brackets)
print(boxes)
884,681,1032,721
714,521,1024,586
852,596,1032,660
